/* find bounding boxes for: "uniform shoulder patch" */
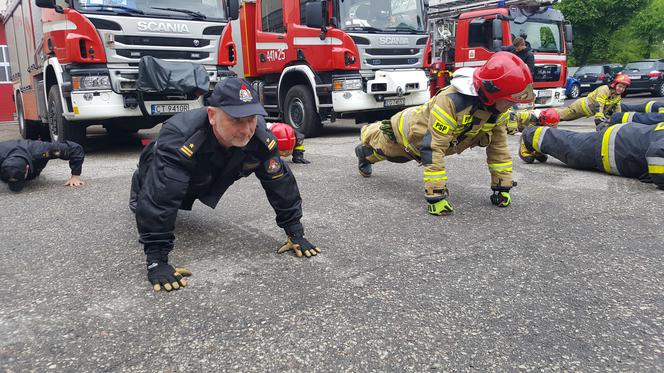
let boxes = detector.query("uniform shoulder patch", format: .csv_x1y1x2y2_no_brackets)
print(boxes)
178,129,206,158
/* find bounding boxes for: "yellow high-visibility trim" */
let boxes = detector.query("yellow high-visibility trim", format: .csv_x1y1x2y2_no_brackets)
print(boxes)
601,125,618,173
648,165,664,174
622,113,630,123
424,170,446,176
398,110,420,156
294,145,305,151
423,177,448,182
372,150,385,161
532,127,545,152
646,101,655,112
432,104,457,127
655,123,664,131
581,98,592,116
488,162,513,167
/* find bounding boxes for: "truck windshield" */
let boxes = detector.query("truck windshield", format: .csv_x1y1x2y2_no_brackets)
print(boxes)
338,0,425,33
510,21,563,53
73,0,227,20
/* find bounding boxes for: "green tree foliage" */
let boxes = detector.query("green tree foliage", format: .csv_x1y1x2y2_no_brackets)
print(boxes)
555,0,663,65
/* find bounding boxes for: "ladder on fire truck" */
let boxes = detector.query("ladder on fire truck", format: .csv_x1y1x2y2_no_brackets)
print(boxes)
428,0,558,19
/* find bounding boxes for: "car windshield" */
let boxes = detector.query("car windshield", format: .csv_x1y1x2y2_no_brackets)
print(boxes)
510,21,563,53
624,61,656,70
73,0,227,20
575,66,602,75
338,0,425,33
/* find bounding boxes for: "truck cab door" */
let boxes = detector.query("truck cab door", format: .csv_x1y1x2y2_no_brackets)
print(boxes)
255,0,289,76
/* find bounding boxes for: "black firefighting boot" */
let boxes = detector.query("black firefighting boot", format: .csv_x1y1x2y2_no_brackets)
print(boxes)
291,149,310,164
355,144,374,177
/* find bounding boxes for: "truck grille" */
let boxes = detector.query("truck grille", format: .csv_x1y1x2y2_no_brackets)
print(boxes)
365,48,420,56
366,58,419,66
115,35,210,48
116,49,210,61
534,65,562,83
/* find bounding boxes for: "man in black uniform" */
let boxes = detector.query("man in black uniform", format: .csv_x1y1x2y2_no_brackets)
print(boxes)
621,100,664,113
0,139,85,192
130,78,320,292
520,122,664,189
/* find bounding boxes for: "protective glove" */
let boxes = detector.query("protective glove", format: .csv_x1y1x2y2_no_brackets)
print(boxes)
426,198,454,216
291,150,311,164
147,262,192,292
490,190,511,207
594,112,606,126
278,234,321,257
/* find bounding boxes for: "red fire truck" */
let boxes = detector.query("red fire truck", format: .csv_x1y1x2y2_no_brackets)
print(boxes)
428,0,573,107
229,0,433,136
4,0,239,144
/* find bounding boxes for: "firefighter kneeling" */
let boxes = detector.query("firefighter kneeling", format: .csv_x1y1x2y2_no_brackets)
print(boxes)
354,52,535,215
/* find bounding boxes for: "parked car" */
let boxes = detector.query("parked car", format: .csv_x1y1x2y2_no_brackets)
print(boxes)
573,64,623,94
565,75,581,99
620,59,664,97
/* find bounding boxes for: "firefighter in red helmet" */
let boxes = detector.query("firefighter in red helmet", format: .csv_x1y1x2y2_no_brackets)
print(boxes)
267,122,310,163
556,74,631,127
268,122,297,157
354,52,534,215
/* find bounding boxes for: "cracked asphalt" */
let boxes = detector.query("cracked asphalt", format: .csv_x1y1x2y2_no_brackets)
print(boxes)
1,95,662,372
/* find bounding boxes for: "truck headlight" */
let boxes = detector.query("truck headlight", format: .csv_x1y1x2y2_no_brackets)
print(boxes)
72,75,111,91
333,78,362,91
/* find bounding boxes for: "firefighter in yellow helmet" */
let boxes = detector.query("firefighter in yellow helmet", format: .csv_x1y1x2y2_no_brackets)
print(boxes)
354,52,535,215
557,74,631,127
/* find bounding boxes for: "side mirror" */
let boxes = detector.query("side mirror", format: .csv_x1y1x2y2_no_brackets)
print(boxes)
564,22,574,43
305,1,325,29
492,18,503,40
35,0,56,8
566,41,573,53
227,0,240,21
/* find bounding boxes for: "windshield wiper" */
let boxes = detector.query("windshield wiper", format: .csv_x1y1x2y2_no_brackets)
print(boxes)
387,25,422,33
151,7,207,20
345,26,383,33
81,4,144,15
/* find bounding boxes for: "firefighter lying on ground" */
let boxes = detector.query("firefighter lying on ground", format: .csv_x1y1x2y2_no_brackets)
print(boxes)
354,52,535,215
519,121,664,190
267,122,310,163
609,111,664,126
129,78,320,292
621,100,664,113
556,74,631,128
0,139,85,192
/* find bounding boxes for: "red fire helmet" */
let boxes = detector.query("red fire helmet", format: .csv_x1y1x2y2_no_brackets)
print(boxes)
473,52,535,106
538,108,560,127
269,122,296,156
610,73,631,88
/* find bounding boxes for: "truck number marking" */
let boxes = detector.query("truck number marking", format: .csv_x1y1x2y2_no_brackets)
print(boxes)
265,49,286,62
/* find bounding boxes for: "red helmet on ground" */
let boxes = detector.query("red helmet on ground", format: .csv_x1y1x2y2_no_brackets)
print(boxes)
538,108,560,127
473,52,535,106
269,122,296,157
610,73,631,88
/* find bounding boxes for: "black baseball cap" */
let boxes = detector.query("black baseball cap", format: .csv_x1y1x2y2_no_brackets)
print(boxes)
208,77,267,118
0,156,28,192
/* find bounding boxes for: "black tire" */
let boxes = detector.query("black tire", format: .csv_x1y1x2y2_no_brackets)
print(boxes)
47,86,86,144
568,84,580,99
283,84,322,137
652,82,664,97
16,94,41,140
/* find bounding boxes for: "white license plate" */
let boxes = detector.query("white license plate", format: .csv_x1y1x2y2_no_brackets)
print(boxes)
538,91,552,98
384,97,405,107
629,75,641,80
151,104,190,115
581,84,590,87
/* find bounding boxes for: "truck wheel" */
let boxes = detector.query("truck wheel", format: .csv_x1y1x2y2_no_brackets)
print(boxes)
568,84,580,99
284,84,321,137
16,94,41,140
47,86,86,145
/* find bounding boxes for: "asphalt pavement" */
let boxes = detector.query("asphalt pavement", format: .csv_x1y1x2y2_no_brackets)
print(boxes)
1,95,662,372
